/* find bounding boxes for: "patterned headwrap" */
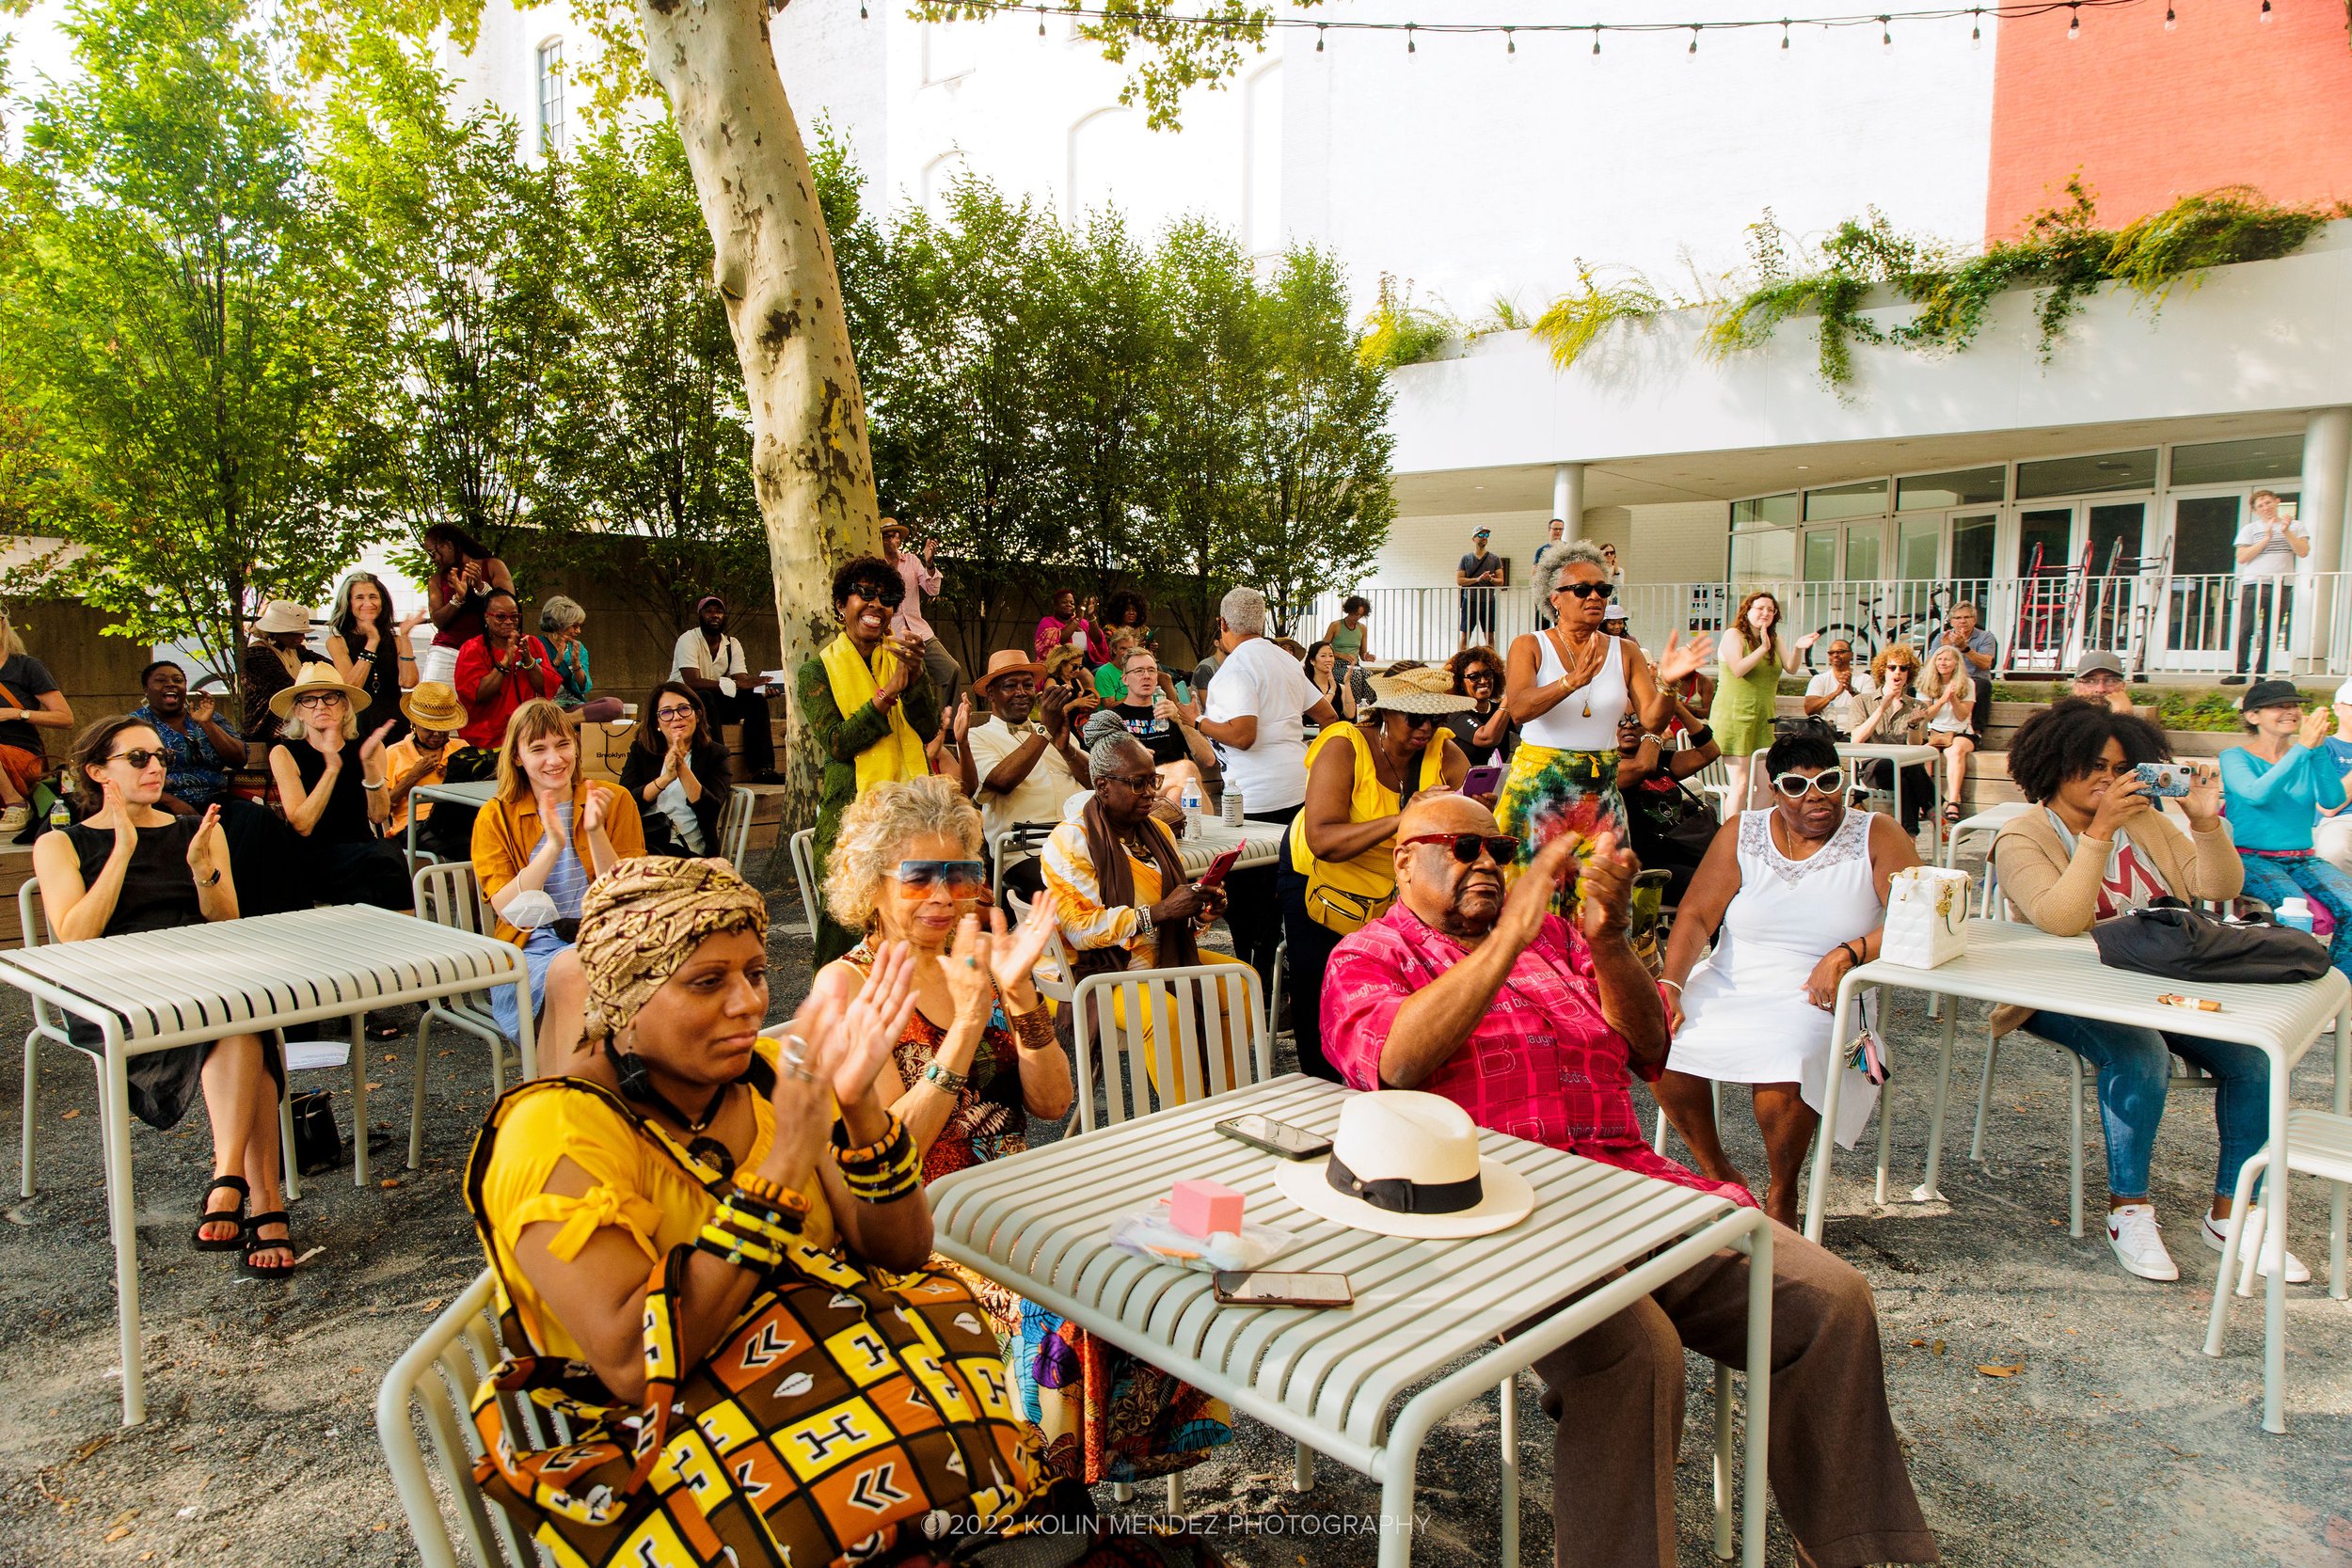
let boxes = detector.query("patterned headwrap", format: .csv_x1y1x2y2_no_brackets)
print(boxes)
575,857,769,1041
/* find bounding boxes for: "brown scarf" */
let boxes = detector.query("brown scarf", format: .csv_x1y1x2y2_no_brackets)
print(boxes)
1075,793,1199,976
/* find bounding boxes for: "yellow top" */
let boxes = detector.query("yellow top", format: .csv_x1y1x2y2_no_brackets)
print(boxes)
473,1037,837,1361
1285,721,1453,893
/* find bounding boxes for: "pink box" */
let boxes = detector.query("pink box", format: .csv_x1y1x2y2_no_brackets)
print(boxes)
1168,1179,1245,1238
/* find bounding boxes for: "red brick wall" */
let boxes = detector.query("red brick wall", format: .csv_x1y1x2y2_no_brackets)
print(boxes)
1985,3,2352,241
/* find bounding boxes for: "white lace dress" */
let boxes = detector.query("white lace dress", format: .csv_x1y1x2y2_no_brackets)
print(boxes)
1667,806,1885,1148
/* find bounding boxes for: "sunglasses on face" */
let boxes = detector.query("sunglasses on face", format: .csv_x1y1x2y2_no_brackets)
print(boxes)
1772,769,1849,799
1401,832,1521,867
1104,769,1161,794
893,859,986,894
1556,582,1615,602
847,582,906,608
106,748,167,769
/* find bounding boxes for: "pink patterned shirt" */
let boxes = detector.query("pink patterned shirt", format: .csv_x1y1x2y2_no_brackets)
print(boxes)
1321,905,1756,1207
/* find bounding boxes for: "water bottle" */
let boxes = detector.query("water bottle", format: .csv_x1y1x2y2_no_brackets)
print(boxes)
46,784,70,832
2276,896,2313,934
1181,778,1203,833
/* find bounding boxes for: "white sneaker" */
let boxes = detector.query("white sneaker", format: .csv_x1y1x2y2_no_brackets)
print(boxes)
0,804,24,834
2106,1204,2180,1281
2201,1208,2312,1284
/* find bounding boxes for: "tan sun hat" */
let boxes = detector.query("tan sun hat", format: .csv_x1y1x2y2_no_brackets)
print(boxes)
1270,1092,1535,1240
1364,665,1476,717
975,648,1049,693
268,661,373,719
400,681,467,734
252,601,310,636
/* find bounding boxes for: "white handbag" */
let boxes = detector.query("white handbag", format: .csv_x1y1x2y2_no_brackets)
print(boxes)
1881,865,1971,968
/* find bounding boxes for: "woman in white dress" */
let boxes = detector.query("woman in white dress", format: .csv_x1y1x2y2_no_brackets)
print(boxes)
1655,729,1921,1226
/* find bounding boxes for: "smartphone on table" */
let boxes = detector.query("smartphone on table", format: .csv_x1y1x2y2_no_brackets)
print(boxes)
1213,1271,1354,1307
2134,761,2194,799
1196,846,1244,889
1214,1114,1332,1160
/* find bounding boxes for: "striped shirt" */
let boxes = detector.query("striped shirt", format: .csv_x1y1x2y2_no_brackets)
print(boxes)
1041,819,1168,967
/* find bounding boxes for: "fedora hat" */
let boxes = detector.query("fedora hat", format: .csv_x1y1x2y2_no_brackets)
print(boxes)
1271,1092,1535,1240
1364,666,1475,718
400,681,468,734
975,648,1049,692
268,662,373,720
252,600,310,636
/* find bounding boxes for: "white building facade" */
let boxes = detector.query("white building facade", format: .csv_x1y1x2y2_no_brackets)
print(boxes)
451,0,2352,678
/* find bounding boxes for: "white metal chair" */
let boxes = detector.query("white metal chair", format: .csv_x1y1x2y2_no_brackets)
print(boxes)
1703,747,1772,821
718,784,755,873
410,863,530,1170
1002,890,1074,1011
988,820,1060,901
376,1270,547,1568
1071,963,1272,1133
2201,1108,2352,1433
788,827,820,942
16,879,307,1203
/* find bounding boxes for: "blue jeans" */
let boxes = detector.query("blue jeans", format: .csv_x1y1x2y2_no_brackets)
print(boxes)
2236,850,2352,983
2022,1011,2270,1201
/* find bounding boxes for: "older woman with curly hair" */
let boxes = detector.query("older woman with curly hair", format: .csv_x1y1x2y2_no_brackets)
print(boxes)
466,857,1210,1566
808,776,1232,1485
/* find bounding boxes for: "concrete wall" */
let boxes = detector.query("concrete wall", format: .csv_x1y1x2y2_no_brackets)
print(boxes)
10,599,167,764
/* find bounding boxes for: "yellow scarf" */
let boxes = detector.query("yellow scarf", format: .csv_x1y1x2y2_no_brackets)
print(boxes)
818,633,930,794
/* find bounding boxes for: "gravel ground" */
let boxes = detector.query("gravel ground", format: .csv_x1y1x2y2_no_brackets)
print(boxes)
1,861,2348,1567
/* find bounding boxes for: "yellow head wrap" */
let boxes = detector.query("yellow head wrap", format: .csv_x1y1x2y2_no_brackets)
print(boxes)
575,857,769,1042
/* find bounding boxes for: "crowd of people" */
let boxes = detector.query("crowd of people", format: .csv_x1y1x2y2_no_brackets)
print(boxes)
32,510,2352,1568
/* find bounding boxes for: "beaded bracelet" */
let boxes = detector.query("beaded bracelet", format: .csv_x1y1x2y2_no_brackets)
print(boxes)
696,1221,784,1274
833,1113,910,1165
730,1168,810,1218
833,1116,923,1203
717,1195,803,1251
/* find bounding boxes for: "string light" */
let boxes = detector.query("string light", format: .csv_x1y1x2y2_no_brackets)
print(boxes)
946,0,2170,53
2259,0,2272,18
1038,4,1047,33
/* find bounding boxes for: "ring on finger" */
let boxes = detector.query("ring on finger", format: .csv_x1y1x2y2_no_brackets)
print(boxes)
783,1032,814,1069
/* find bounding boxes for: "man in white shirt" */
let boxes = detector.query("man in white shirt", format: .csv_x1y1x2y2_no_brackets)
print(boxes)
880,518,964,710
670,595,780,783
1802,639,1879,736
1198,585,1339,990
2226,488,2309,684
957,650,1086,860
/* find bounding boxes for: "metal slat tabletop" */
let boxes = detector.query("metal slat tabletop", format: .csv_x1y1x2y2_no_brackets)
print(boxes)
0,903,532,1428
1169,819,1289,879
930,1075,1774,1568
404,779,500,863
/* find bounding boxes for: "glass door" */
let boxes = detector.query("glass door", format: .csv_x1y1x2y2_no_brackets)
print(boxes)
2081,501,2147,665
2012,505,2076,673
2165,494,2241,670
1797,528,1842,657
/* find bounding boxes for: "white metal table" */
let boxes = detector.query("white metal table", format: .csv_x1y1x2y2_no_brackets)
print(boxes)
1836,741,1943,836
0,904,533,1425
929,1075,1774,1568
402,778,499,863
1812,918,2349,1433
1169,817,1290,879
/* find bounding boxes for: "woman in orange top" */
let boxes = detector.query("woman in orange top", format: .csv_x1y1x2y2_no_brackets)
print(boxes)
470,699,643,1052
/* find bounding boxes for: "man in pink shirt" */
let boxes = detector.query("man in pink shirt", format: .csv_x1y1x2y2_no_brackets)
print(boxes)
880,517,962,709
1321,794,1936,1568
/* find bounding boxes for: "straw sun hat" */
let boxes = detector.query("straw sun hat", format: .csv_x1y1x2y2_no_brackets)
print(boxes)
1363,665,1475,717
267,662,373,720
1271,1092,1535,1240
399,681,468,734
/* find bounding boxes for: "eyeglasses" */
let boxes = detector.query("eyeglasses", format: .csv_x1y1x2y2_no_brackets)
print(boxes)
656,705,696,720
105,748,167,769
1772,769,1850,799
294,692,342,707
1556,582,1615,602
1827,647,1853,658
1400,832,1521,866
1387,712,1440,732
1467,672,1498,686
893,860,985,893
1103,769,1161,794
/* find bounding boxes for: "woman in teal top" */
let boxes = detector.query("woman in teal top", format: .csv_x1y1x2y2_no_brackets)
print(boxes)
1713,590,1818,811
2219,678,2352,981
1321,596,1372,671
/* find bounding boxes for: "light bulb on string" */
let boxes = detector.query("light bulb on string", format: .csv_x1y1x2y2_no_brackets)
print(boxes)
1882,15,1893,48
1781,20,1791,49
1036,5,1045,36
2260,0,2272,20
1591,24,1601,54
1504,24,1516,55
1314,24,1325,51
859,0,867,18
2067,3,2080,38
2164,2,2177,25
1688,23,1700,53
1971,9,1982,46
1406,21,1415,52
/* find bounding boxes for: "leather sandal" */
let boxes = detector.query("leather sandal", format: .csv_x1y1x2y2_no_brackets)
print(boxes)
240,1211,298,1278
191,1175,248,1253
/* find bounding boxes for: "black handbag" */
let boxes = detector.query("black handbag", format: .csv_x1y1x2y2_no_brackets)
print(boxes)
290,1089,344,1176
2088,896,2329,985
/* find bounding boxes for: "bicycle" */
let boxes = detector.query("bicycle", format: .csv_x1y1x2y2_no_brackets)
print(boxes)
1804,586,1953,671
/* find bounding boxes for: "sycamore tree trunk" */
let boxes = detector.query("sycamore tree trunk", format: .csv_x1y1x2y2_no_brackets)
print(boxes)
636,0,879,829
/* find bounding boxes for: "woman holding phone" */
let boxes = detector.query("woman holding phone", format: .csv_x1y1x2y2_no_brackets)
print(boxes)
1279,668,1471,1080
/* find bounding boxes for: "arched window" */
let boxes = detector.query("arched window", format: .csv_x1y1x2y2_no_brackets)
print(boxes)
535,38,565,155
920,151,968,221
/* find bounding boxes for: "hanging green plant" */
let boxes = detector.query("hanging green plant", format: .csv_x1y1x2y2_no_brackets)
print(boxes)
1355,273,1456,371
1529,265,1666,370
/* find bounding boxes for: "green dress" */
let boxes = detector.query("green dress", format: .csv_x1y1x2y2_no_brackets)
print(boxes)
1713,635,1784,757
793,654,944,964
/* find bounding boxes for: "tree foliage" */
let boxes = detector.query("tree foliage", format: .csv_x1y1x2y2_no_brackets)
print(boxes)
0,0,374,687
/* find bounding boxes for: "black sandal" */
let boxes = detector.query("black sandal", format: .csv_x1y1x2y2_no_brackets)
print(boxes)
364,1009,405,1041
240,1211,298,1278
192,1175,248,1253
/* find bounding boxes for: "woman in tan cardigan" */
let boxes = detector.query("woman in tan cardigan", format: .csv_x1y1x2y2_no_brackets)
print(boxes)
1990,700,2304,1285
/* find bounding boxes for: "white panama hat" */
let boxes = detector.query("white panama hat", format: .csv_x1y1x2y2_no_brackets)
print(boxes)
1271,1091,1535,1240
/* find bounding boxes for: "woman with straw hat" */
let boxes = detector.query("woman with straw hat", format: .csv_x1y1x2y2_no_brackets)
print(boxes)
266,662,409,918
1279,665,1471,1079
240,600,311,745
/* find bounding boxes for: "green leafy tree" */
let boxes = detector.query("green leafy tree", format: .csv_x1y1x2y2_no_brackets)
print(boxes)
320,32,579,579
1035,208,1162,600
0,0,374,690
544,117,765,627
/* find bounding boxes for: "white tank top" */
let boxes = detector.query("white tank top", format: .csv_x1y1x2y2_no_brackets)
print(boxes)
1522,632,1631,751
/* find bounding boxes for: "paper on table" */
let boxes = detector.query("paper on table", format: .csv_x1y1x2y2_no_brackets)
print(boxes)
284,1038,350,1072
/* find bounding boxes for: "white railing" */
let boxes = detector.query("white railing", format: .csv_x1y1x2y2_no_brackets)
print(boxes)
1308,572,2352,681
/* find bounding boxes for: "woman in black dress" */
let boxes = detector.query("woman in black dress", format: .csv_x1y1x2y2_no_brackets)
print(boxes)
617,681,733,858
266,664,411,920
32,716,296,1275
327,571,424,746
